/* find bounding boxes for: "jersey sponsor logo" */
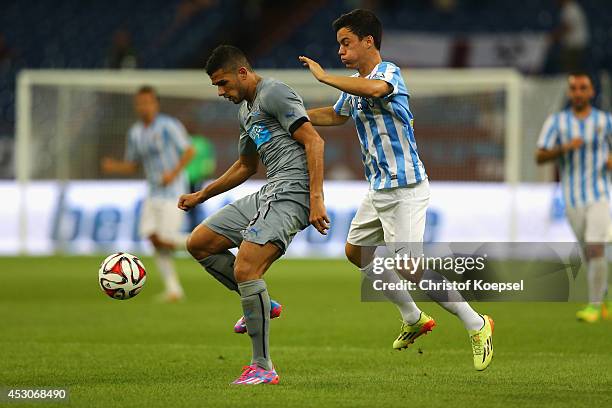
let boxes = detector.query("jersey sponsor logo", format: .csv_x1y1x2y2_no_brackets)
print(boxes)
351,96,375,111
248,124,272,148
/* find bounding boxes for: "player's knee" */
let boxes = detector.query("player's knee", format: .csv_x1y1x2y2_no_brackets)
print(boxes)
403,264,422,283
185,234,200,258
586,243,605,259
345,243,362,267
186,233,213,260
233,259,258,283
149,234,163,250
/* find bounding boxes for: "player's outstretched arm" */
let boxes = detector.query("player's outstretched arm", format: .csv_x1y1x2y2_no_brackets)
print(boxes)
101,157,138,175
299,55,391,98
535,137,583,164
307,106,350,127
292,122,330,235
178,154,258,211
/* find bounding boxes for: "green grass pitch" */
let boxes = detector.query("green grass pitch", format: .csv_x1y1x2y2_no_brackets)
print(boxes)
1,256,611,408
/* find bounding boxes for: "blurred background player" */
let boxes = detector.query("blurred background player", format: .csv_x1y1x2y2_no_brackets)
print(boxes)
535,72,611,322
178,45,328,385
300,9,493,370
102,85,195,302
184,134,216,231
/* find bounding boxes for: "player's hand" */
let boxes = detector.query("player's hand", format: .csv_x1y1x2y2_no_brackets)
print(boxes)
299,56,327,82
178,191,203,211
161,171,177,186
607,155,612,170
309,197,330,235
562,138,583,153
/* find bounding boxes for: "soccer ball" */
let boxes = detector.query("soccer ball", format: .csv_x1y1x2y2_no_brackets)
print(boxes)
98,252,147,300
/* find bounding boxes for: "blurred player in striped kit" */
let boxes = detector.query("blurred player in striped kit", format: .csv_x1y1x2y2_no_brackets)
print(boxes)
536,72,612,322
102,86,195,302
300,9,493,370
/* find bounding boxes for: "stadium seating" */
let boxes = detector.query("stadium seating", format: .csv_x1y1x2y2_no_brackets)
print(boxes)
2,0,612,139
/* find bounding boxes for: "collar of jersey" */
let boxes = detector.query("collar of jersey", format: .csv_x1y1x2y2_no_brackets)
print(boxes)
248,78,267,111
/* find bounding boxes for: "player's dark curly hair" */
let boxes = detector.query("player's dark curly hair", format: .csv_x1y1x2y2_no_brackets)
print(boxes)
205,45,253,76
332,9,382,50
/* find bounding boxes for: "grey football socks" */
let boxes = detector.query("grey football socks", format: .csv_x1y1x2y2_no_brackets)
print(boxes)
238,279,272,371
198,251,239,293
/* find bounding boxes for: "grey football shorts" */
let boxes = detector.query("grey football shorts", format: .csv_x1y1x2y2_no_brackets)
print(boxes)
202,179,310,254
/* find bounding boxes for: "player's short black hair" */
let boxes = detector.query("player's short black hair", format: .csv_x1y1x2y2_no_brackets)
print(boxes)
136,85,159,101
332,9,382,50
205,45,253,76
568,71,594,84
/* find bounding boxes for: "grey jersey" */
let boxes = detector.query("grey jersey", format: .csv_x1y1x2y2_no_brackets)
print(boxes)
238,78,309,182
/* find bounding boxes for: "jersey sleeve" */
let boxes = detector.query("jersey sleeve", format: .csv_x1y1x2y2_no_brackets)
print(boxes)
124,127,139,163
370,62,402,99
537,114,561,150
333,92,351,116
262,83,309,134
165,119,191,153
239,120,257,156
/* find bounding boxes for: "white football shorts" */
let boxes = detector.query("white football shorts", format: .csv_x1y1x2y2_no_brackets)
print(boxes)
565,199,611,244
139,197,187,248
347,179,430,256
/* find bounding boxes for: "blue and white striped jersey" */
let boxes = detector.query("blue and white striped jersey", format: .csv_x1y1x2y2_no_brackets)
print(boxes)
537,108,612,208
333,61,427,190
125,113,191,199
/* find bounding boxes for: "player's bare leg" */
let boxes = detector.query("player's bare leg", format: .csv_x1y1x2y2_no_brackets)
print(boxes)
231,241,280,385
149,233,183,302
149,233,175,251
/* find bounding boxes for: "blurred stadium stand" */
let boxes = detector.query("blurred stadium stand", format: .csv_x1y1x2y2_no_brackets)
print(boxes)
2,0,612,178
